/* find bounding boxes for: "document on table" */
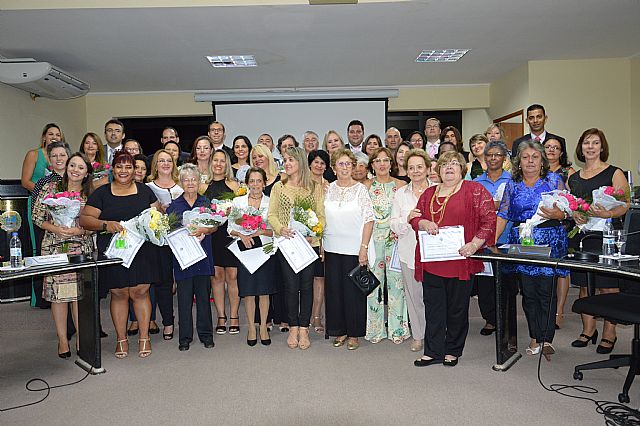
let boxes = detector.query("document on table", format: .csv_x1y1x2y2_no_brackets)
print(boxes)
277,232,318,274
476,262,494,277
166,227,207,270
227,240,271,274
105,231,144,268
419,225,465,262
389,241,402,272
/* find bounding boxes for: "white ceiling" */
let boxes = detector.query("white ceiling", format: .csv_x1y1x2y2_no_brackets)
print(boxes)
1,0,639,93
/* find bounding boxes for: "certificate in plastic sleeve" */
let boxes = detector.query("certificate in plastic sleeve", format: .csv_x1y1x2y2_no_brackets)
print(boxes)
419,225,465,262
166,228,207,270
277,232,318,274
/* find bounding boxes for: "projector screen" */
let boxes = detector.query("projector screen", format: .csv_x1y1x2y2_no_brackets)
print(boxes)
213,100,387,148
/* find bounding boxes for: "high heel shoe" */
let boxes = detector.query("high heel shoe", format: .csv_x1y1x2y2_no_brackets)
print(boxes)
127,321,139,336
216,316,227,335
58,343,71,359
259,325,271,346
311,316,324,334
163,325,174,341
298,327,311,350
555,313,564,330
571,330,598,348
542,343,555,361
115,339,128,359
228,317,240,335
287,327,299,349
596,337,617,354
247,326,257,346
138,338,152,358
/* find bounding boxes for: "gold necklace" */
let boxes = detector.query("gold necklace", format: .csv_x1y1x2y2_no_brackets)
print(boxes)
429,183,459,225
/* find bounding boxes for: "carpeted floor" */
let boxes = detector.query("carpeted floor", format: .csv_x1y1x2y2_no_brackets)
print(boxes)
1,288,637,425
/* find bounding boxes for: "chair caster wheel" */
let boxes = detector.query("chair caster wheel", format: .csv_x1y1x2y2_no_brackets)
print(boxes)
573,371,583,381
618,393,630,404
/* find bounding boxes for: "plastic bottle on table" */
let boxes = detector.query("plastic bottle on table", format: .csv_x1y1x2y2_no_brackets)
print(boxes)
602,218,615,257
10,232,22,268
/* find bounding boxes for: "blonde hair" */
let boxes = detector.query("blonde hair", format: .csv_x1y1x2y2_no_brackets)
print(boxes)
148,149,179,184
322,130,345,152
250,144,278,180
212,150,235,181
281,146,314,190
404,148,431,171
436,150,468,177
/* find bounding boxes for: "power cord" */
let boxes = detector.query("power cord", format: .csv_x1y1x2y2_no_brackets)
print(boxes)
2,258,102,413
0,369,92,412
534,255,640,425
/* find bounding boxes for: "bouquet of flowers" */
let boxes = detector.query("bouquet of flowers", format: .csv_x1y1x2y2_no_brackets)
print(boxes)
520,190,573,229
558,192,590,237
92,162,111,178
229,205,267,235
289,198,323,237
217,184,248,201
120,207,176,246
42,190,83,228
182,202,230,229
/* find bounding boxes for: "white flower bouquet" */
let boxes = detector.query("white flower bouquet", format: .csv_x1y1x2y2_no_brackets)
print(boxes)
42,191,82,228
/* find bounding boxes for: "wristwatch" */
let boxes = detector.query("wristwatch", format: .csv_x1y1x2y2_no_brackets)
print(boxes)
102,221,108,231
361,244,368,249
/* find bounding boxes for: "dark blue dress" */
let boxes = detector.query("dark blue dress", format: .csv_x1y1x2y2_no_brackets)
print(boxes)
497,172,569,276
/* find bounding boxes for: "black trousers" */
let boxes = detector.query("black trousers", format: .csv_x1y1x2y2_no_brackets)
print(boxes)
520,274,556,343
177,275,213,345
474,275,496,326
324,252,366,338
278,251,314,327
423,272,473,359
153,280,174,327
268,259,288,324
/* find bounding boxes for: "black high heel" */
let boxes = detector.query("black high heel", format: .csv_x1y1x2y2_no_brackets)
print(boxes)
216,316,227,335
228,317,240,335
596,337,617,354
571,330,598,347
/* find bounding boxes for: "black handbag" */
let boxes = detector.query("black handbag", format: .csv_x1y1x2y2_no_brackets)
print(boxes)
347,264,380,296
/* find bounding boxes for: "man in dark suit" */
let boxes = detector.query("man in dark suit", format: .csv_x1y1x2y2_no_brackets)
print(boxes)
158,126,190,164
208,120,236,163
511,104,565,157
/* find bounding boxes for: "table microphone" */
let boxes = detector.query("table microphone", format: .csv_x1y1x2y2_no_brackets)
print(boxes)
573,233,601,262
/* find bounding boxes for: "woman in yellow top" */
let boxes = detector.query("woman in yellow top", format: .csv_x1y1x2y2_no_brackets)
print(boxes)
268,147,325,350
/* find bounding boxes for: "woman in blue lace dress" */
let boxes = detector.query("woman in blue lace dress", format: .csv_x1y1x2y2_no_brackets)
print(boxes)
496,141,568,360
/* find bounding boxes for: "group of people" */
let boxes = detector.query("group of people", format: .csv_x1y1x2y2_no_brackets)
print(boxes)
21,103,631,367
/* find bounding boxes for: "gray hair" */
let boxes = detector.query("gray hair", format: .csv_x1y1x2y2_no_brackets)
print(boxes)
303,130,319,140
511,140,550,182
484,140,509,157
46,141,72,158
178,162,201,182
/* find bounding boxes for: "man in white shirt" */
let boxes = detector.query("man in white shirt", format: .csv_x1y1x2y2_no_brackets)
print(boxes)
511,104,565,157
104,119,125,164
207,120,235,162
424,117,441,160
257,133,282,166
346,119,365,153
302,131,320,154
384,127,402,155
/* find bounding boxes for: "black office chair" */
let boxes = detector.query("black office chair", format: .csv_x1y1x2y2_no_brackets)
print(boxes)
571,207,640,404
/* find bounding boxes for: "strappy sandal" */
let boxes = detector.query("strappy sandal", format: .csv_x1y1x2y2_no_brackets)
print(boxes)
228,317,240,335
216,316,227,335
287,327,299,349
311,316,324,334
298,327,311,350
115,339,128,359
138,338,152,358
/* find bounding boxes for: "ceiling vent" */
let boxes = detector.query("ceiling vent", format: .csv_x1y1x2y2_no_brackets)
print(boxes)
0,58,90,99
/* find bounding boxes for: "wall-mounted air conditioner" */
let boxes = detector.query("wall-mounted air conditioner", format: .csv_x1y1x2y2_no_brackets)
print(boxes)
0,58,90,100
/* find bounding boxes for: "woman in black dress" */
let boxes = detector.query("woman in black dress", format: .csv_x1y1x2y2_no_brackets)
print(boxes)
568,128,630,353
204,150,241,335
80,151,160,358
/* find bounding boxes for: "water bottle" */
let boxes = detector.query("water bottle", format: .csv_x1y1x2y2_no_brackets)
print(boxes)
602,218,615,257
9,232,22,268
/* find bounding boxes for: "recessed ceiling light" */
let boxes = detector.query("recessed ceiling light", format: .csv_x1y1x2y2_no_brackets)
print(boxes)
206,55,257,68
415,49,469,63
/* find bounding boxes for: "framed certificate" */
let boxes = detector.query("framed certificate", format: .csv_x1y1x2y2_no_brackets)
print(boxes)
419,225,465,262
277,232,318,274
166,227,207,270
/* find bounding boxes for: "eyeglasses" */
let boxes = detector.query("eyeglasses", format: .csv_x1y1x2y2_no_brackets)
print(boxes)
157,159,173,164
209,128,224,133
486,153,505,158
544,145,561,151
336,161,354,168
181,178,198,184
442,161,461,168
373,158,391,164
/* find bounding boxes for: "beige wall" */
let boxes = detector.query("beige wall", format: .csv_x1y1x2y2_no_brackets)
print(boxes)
0,84,86,180
528,58,631,173
489,64,528,120
462,108,492,142
389,85,489,111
